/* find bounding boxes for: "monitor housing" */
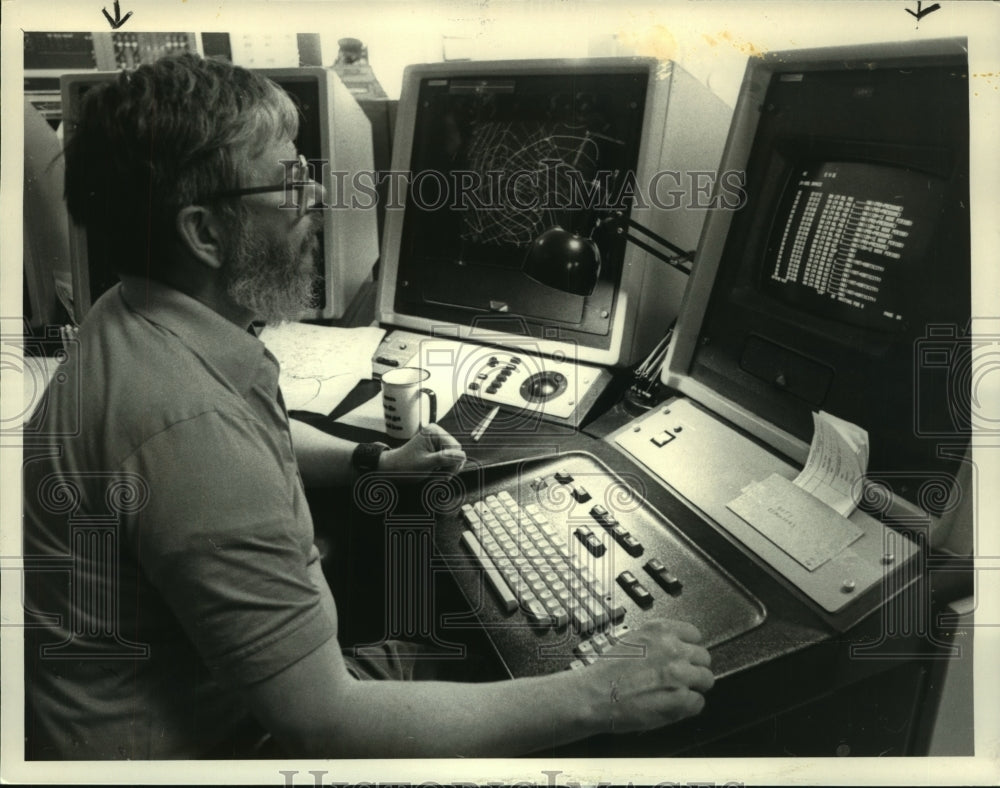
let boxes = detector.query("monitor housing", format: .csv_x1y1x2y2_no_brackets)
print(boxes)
23,99,69,330
61,66,378,321
376,57,731,368
662,38,971,521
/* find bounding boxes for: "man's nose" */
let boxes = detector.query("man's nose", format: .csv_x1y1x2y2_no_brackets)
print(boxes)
302,179,327,216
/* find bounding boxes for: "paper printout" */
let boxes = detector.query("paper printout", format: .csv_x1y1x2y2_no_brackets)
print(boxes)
727,473,864,570
793,410,870,517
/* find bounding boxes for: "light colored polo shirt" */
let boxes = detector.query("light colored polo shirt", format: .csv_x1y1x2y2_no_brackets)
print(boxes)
22,277,337,759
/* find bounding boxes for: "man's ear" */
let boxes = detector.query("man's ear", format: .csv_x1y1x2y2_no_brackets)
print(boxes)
175,205,227,270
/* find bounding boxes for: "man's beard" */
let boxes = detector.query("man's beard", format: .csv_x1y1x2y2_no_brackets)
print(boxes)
223,212,320,323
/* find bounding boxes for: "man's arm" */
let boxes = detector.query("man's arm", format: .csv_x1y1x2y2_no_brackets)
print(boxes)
290,419,466,487
244,608,713,758
288,418,358,486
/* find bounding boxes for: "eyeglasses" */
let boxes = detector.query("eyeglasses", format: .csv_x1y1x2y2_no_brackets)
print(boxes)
206,154,317,218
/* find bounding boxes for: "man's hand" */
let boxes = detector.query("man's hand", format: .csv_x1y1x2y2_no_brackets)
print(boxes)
583,619,715,734
379,423,467,476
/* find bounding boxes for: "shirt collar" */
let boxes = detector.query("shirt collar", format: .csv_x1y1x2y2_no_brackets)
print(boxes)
118,276,278,400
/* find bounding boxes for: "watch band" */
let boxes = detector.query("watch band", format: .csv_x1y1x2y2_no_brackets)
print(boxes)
352,441,390,474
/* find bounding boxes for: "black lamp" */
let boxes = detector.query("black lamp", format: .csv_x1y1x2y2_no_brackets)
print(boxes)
522,225,601,296
523,210,694,296
523,210,694,414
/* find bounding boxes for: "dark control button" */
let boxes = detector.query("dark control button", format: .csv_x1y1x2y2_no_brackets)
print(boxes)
645,558,682,594
620,534,644,557
555,470,573,484
468,383,480,391
503,365,516,373
617,571,653,608
486,385,499,394
590,505,609,521
609,523,628,540
571,484,591,503
375,356,400,367
630,583,653,607
575,527,606,557
510,357,522,364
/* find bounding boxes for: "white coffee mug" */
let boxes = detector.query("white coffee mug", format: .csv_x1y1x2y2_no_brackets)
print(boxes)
381,367,437,439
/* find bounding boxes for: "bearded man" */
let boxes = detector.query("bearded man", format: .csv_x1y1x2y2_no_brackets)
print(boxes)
22,53,713,760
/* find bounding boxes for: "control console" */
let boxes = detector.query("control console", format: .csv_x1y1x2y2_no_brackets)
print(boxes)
609,398,921,629
373,330,613,428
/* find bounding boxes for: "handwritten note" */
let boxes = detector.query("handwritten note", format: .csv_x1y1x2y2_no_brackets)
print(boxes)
259,322,385,415
794,411,870,517
727,473,864,571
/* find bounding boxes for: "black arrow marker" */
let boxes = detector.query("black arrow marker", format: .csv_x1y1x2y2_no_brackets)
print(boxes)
905,1,941,21
102,0,134,29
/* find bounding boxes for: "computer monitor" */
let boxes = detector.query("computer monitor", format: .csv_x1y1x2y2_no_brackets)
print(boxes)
664,38,971,516
376,58,731,367
60,66,378,321
23,97,69,330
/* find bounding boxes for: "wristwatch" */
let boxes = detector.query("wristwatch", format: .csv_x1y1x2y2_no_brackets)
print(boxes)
351,441,390,474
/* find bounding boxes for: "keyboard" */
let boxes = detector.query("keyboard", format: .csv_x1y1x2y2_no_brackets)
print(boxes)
439,452,767,677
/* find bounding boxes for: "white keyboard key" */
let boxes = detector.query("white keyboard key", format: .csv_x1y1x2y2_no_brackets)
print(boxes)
583,596,608,628
459,532,518,613
569,603,594,634
575,640,596,658
523,598,551,627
